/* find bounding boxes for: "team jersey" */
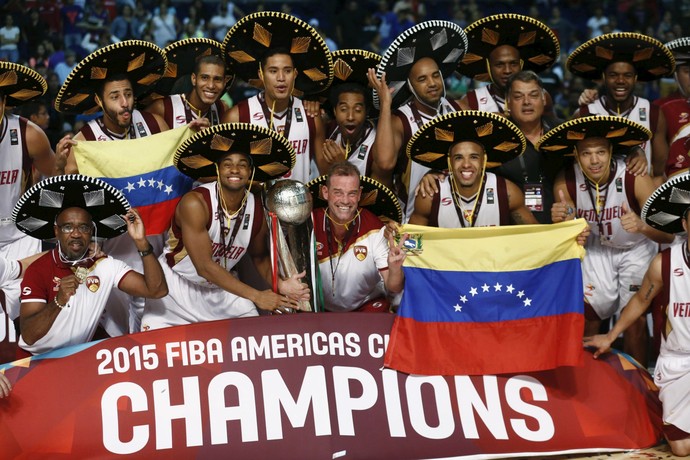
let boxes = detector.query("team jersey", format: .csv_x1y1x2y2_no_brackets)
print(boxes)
313,207,389,312
659,243,690,354
162,94,225,129
79,109,162,141
659,97,690,176
395,97,459,221
19,249,133,354
566,157,643,249
0,114,33,244
580,97,657,173
428,173,510,228
464,85,503,113
237,94,315,183
0,257,20,285
164,182,262,286
327,119,377,176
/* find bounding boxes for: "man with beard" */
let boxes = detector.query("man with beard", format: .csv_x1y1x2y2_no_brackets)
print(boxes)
542,116,674,367
14,175,167,355
141,124,310,330
144,39,232,129
456,14,560,116
367,20,468,221
408,111,538,228
568,32,675,178
221,12,332,183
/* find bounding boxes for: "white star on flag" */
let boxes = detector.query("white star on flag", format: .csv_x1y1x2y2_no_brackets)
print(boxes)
157,180,164,190
506,284,514,293
523,298,532,307
125,182,135,192
138,178,146,188
517,290,525,298
459,295,467,303
469,287,478,296
482,283,490,292
454,304,462,312
494,282,502,292
148,178,156,187
164,185,173,194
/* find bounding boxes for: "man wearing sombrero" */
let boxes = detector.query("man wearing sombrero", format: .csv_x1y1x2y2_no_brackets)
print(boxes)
569,32,676,178
220,12,333,183
408,111,538,228
13,175,167,355
541,116,673,367
306,162,406,313
456,14,560,115
144,38,233,129
141,123,310,330
366,20,468,222
324,49,381,178
585,172,690,457
0,61,58,323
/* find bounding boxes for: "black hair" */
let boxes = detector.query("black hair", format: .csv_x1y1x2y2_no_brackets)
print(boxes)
260,47,293,69
96,73,133,100
193,54,226,76
328,83,368,111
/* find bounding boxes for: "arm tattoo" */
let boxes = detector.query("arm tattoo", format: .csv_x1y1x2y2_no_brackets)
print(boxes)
511,210,524,224
643,283,655,301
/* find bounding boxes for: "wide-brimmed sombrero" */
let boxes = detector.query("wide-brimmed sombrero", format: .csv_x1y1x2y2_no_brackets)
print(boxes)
0,62,47,107
373,20,468,109
55,40,167,114
174,122,296,182
406,110,526,170
12,175,130,241
666,37,690,65
457,14,560,81
140,38,233,104
332,49,381,87
536,115,651,156
641,173,690,234
567,32,675,82
306,175,402,223
222,12,333,97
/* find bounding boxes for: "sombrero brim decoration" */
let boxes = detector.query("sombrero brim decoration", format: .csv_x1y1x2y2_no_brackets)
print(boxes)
55,40,167,114
142,38,234,103
566,32,675,82
373,20,468,109
641,172,690,234
306,175,402,223
174,122,296,182
222,12,334,97
0,62,47,107
12,174,130,241
666,37,690,65
406,110,526,170
535,115,651,156
332,49,381,87
457,14,560,81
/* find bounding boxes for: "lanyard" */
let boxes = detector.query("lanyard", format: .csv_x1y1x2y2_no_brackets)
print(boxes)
324,211,357,298
216,184,247,270
450,175,486,228
183,95,219,125
259,93,293,140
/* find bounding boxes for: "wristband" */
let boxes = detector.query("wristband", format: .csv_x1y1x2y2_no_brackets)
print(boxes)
138,243,154,257
54,296,68,309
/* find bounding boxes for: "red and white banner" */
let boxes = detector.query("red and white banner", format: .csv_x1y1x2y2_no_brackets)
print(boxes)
0,314,662,459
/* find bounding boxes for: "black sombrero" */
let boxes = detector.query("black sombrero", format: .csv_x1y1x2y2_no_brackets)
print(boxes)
666,37,690,65
0,62,47,107
306,175,402,223
536,115,651,157
222,12,333,97
55,40,167,114
567,32,675,82
332,49,381,87
457,14,560,81
174,122,296,182
641,173,690,234
12,174,130,241
406,110,526,170
373,20,468,109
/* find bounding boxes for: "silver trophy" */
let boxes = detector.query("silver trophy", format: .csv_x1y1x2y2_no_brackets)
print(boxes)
263,180,315,312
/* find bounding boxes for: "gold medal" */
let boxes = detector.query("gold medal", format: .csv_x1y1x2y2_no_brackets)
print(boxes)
73,267,89,283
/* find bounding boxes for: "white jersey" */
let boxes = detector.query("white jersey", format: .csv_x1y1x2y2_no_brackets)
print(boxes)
80,109,160,141
238,94,314,183
0,257,20,286
164,182,261,287
163,94,224,129
568,157,645,249
0,114,32,244
467,85,502,113
660,243,690,354
429,173,510,228
328,120,377,176
584,97,653,172
19,250,132,355
396,97,458,222
313,208,388,312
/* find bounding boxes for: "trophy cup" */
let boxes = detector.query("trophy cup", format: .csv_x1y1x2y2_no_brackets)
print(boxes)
263,180,316,312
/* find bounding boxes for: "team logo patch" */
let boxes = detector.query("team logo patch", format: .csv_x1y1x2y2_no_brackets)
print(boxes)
486,187,495,204
52,276,61,292
86,276,101,292
674,268,684,277
441,197,452,206
579,183,588,191
585,283,595,297
639,107,647,121
401,233,423,255
354,245,368,261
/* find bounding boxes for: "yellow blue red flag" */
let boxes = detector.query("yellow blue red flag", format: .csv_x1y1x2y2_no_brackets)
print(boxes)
385,220,588,375
73,126,194,235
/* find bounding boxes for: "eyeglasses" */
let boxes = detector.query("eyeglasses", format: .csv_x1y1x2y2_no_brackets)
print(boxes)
57,223,93,234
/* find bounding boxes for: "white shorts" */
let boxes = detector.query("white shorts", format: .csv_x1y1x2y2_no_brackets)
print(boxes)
583,238,657,320
654,351,690,436
141,259,258,331
0,234,41,320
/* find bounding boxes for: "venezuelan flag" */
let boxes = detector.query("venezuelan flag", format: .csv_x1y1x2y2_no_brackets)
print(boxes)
385,219,588,376
74,126,194,235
